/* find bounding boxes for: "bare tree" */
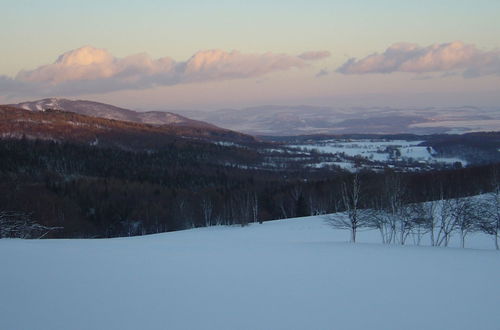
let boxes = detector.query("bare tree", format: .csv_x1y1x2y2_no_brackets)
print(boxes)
449,197,483,248
0,211,62,239
410,218,429,246
435,194,455,247
367,172,407,245
250,192,260,224
232,192,253,226
308,193,326,216
365,199,392,244
422,200,439,246
276,193,289,219
201,196,214,227
368,201,432,246
477,170,500,249
408,203,434,246
326,174,367,243
392,204,423,245
384,172,407,244
487,168,500,249
289,186,303,217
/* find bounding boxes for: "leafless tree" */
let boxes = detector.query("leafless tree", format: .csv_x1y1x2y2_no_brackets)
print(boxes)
368,201,433,246
371,172,407,244
219,199,234,226
201,196,214,227
480,169,500,249
308,193,325,216
489,168,500,249
365,199,392,244
435,195,455,247
448,197,482,248
326,174,368,243
213,214,224,226
250,192,260,223
397,204,416,245
421,200,439,246
232,192,253,226
276,193,289,219
0,211,62,239
407,203,435,246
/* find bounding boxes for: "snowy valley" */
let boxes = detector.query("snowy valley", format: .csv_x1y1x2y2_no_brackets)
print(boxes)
286,138,466,171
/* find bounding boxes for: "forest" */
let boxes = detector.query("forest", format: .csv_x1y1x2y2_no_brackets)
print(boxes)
0,137,499,244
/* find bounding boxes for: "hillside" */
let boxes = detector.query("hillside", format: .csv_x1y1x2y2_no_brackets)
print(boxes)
1,215,498,330
11,98,220,129
0,105,256,148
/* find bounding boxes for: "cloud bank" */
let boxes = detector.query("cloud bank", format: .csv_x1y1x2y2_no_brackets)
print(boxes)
1,46,329,97
337,41,500,77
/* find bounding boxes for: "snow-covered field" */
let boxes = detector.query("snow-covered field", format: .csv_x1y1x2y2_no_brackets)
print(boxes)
290,140,423,162
289,139,467,170
1,216,499,330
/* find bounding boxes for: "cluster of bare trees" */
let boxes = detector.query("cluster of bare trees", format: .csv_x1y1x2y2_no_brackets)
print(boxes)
327,172,500,249
482,171,500,250
199,191,260,228
0,211,62,239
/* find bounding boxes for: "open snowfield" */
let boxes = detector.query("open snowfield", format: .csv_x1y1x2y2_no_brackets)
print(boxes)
288,139,467,169
1,216,499,330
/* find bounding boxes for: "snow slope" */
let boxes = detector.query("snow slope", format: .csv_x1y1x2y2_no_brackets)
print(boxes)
1,216,499,330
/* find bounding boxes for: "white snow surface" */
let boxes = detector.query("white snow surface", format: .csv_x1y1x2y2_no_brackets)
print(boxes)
1,216,499,330
289,139,468,169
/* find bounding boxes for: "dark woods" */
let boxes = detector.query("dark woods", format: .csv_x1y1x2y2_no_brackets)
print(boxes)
0,138,498,239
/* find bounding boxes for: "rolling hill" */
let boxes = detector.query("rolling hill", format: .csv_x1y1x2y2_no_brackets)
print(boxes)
0,105,257,149
11,98,219,129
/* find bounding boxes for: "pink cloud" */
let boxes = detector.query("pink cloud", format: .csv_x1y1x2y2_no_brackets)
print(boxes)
337,41,500,77
7,46,322,96
183,50,307,81
16,46,175,84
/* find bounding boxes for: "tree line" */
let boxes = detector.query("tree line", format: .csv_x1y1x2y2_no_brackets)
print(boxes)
327,170,500,249
0,138,498,245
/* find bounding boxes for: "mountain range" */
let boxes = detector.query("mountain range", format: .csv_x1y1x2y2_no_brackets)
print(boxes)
176,105,500,136
1,100,256,149
5,98,500,139
11,98,218,129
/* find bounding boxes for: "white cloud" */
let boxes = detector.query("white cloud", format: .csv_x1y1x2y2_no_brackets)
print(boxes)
337,41,500,77
5,46,323,97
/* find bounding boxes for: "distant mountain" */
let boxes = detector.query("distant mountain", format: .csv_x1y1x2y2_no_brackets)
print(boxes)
11,98,219,129
0,105,257,149
10,99,500,136
177,105,500,136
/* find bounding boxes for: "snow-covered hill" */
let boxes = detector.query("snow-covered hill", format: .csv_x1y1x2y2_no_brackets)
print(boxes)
1,216,499,330
10,98,219,129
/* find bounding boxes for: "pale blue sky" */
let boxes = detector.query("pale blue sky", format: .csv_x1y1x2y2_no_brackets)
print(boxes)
1,0,499,108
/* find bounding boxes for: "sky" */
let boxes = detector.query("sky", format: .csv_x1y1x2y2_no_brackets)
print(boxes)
1,0,500,110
